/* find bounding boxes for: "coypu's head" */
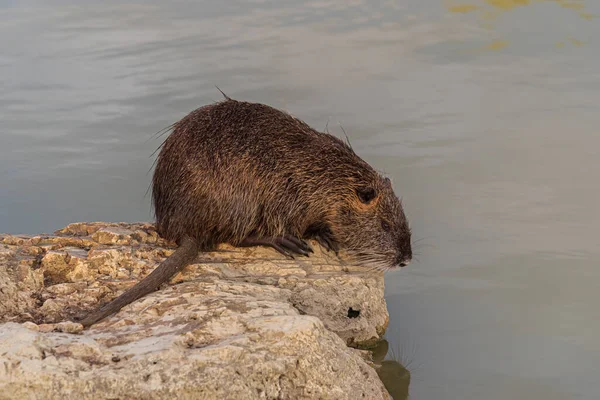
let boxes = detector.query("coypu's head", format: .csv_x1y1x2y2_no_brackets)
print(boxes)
329,174,412,271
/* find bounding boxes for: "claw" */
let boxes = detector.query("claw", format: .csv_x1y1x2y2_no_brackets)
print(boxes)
278,237,310,257
302,240,314,253
271,242,296,259
316,234,339,255
282,235,313,254
238,234,312,258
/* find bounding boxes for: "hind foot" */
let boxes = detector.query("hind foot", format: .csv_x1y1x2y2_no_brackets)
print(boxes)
238,235,313,258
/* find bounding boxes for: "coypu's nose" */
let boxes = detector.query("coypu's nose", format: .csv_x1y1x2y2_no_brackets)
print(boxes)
395,254,411,268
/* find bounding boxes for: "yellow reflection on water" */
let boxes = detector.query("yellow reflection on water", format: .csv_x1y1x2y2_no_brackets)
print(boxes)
484,39,509,50
444,0,594,50
569,37,585,46
449,3,479,12
446,0,594,16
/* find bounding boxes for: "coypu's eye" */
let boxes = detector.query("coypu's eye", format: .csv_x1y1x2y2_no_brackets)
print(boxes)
381,220,391,232
356,187,377,204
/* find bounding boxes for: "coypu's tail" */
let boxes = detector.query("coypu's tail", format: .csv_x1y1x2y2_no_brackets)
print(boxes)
80,236,199,328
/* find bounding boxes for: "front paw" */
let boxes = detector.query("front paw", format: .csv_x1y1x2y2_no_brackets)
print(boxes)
315,233,339,255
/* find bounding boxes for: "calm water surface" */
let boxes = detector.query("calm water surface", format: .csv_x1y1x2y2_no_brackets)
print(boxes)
2,1,600,399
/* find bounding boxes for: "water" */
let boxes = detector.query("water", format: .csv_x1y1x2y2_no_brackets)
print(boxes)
2,1,600,398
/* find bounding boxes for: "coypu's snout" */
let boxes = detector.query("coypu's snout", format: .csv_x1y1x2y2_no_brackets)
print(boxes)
395,253,412,268
383,179,412,270
395,232,413,268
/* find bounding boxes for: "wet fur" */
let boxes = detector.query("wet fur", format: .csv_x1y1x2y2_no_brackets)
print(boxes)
153,98,411,270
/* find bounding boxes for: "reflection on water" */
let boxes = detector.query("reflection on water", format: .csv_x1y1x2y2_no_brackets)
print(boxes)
445,0,595,49
446,0,595,19
372,339,411,400
2,1,600,399
377,361,411,400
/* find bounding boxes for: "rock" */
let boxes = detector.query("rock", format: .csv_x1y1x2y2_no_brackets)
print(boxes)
91,226,135,245
38,323,56,333
0,222,392,399
40,250,71,284
22,321,39,332
55,321,84,334
0,247,44,319
0,314,389,399
286,274,388,347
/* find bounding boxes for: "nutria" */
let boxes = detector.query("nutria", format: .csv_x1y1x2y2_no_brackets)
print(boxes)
80,95,412,327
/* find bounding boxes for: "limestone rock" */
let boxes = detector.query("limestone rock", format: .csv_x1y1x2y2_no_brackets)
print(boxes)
0,222,391,399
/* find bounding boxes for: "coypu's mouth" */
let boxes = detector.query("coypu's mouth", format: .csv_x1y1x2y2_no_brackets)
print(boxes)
376,257,411,272
388,262,409,271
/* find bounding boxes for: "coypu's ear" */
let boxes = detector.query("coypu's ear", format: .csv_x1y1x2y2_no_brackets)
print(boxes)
356,187,377,204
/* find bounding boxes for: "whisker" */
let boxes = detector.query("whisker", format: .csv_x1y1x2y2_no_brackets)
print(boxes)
344,250,400,274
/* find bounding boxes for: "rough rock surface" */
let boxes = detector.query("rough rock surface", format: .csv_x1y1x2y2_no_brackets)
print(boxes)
0,222,390,399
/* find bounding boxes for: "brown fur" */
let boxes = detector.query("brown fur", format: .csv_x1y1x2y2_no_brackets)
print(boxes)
153,98,412,269
81,97,411,327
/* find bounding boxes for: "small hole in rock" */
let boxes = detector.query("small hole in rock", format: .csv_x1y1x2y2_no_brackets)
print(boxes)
347,308,360,318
